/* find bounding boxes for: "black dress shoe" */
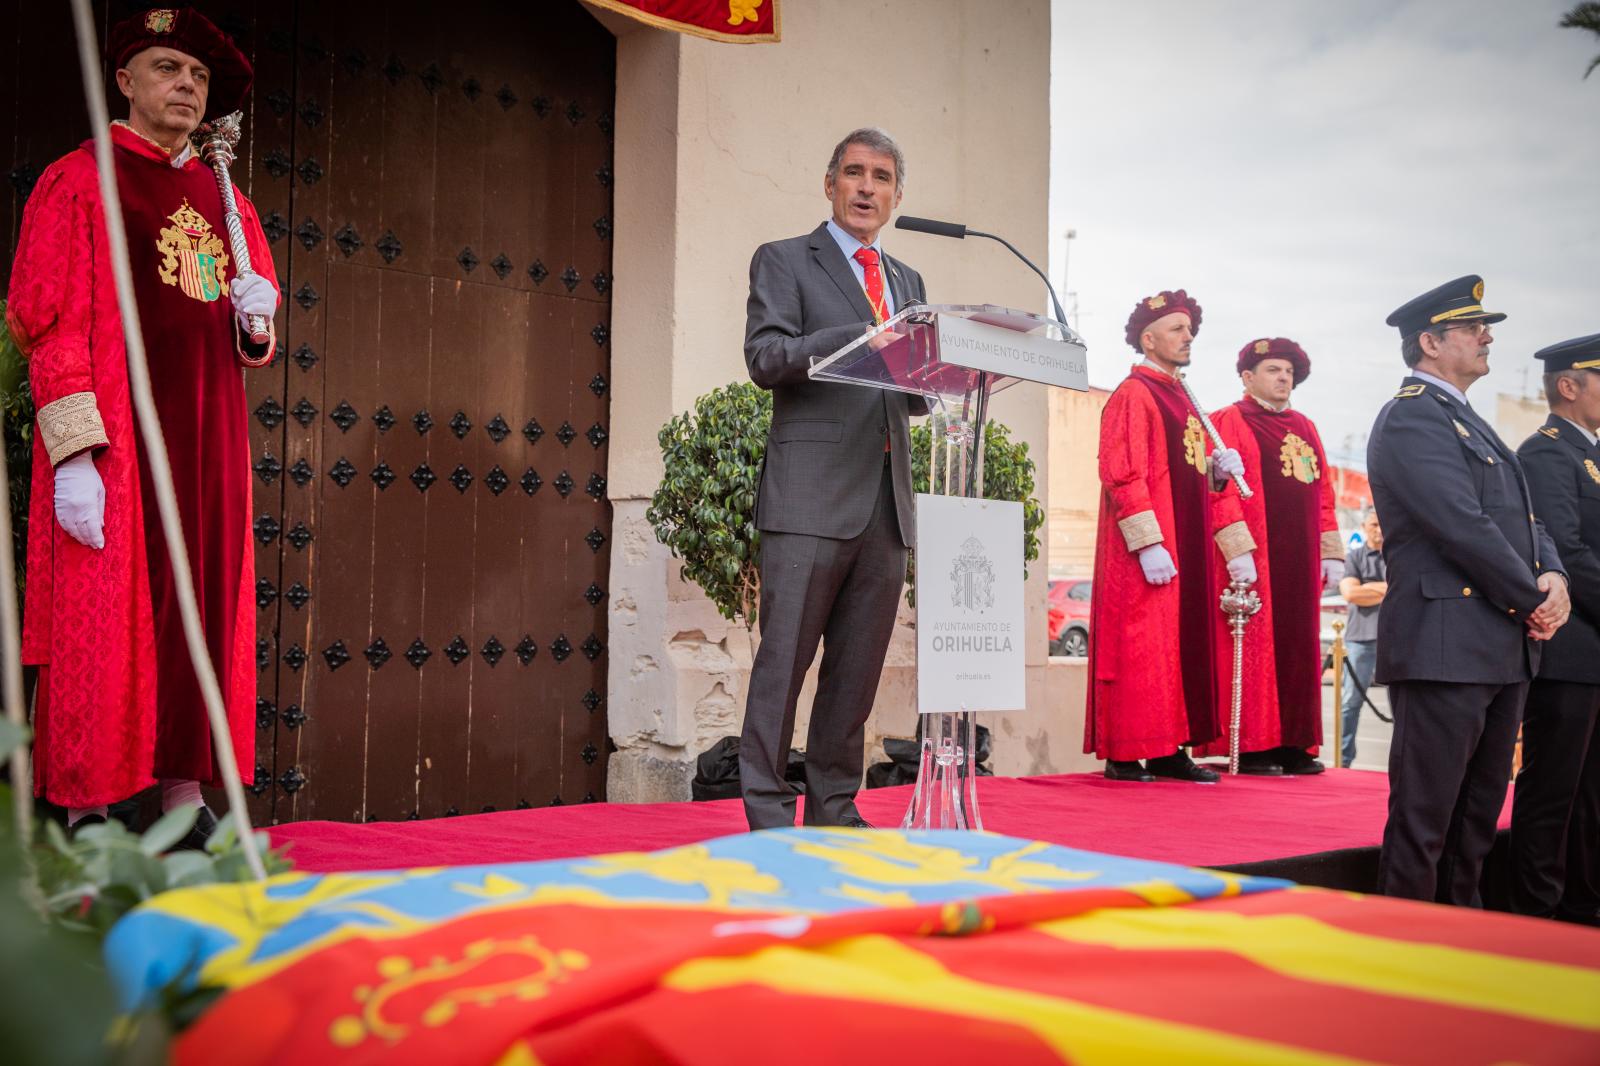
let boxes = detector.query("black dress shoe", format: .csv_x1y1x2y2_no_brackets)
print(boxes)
1237,751,1285,776
175,806,219,852
1147,751,1220,784
1104,759,1155,782
68,813,106,839
1275,747,1325,775
840,817,874,829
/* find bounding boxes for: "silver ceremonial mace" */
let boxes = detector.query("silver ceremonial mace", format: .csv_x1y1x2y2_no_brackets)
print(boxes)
1177,373,1253,499
190,111,273,368
1220,579,1262,775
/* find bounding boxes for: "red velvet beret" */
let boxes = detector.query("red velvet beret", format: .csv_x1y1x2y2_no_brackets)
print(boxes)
1237,337,1310,385
110,8,253,115
1124,290,1203,352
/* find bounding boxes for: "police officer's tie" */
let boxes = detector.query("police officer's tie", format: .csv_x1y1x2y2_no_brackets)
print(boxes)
853,247,890,325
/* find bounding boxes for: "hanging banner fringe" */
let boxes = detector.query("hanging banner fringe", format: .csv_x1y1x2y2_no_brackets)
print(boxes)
587,0,780,43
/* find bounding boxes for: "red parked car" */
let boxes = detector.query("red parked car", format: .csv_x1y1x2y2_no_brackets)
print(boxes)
1048,578,1091,656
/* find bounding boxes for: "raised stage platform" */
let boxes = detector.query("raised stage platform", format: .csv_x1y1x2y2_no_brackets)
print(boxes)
270,768,1512,896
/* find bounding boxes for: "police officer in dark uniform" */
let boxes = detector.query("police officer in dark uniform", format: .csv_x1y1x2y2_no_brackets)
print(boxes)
1367,275,1569,906
1512,333,1600,925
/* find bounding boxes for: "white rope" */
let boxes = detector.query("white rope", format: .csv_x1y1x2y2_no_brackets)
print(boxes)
0,425,33,847
69,0,265,880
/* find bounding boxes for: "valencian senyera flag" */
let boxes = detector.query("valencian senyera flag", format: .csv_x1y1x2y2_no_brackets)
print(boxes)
587,0,779,42
105,829,1600,1065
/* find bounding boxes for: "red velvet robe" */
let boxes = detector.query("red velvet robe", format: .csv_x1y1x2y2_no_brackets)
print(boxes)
1197,397,1340,757
1085,366,1253,761
7,123,274,806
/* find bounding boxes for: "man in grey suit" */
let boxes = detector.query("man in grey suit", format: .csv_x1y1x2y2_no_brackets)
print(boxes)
740,127,927,831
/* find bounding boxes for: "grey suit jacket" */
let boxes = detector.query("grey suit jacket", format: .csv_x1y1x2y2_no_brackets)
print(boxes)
745,222,927,545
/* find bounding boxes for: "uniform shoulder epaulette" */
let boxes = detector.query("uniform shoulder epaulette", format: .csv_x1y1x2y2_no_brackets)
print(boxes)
1539,426,1560,438
1394,383,1426,398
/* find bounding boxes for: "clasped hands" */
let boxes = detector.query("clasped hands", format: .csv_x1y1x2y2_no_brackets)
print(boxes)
1526,572,1570,641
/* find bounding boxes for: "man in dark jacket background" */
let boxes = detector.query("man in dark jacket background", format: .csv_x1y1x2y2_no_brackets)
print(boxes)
1366,275,1568,906
1513,332,1600,925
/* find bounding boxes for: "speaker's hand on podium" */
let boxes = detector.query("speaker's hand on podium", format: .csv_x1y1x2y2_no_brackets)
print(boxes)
867,328,905,352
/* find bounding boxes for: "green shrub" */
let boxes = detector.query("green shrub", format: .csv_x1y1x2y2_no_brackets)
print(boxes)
646,382,771,626
0,301,31,611
647,383,1042,626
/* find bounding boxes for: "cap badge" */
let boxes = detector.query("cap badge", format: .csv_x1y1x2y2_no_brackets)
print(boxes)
144,9,177,33
1252,340,1269,355
1147,295,1167,310
1472,280,1485,301
1453,420,1471,439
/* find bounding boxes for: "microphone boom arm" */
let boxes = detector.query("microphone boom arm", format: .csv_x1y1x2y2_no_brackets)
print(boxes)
964,228,1069,327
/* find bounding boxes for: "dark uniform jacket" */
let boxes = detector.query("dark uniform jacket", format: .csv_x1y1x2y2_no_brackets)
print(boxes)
745,223,927,546
1367,375,1561,685
1518,415,1600,683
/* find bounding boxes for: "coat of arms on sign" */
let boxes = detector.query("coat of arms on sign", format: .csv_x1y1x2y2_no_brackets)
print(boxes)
950,535,996,612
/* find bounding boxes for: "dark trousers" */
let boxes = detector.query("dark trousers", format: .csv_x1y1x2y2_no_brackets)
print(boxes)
740,465,906,830
1511,678,1600,920
1378,680,1527,906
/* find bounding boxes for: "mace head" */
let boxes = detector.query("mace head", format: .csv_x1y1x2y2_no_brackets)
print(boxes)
190,110,244,167
1219,579,1262,621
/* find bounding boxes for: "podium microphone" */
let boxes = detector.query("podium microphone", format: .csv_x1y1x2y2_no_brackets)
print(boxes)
894,215,1070,327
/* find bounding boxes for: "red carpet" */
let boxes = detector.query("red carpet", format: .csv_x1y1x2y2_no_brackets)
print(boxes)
268,768,1514,874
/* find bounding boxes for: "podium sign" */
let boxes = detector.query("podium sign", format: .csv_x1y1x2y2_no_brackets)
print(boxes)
915,494,1026,714
934,314,1087,392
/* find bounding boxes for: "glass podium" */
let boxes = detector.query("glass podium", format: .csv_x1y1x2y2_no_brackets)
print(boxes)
810,304,1088,829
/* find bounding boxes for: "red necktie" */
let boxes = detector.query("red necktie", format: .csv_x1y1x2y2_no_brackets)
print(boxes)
855,247,894,453
853,247,890,325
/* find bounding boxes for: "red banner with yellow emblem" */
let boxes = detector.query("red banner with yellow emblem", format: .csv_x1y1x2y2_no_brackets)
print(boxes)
587,0,779,42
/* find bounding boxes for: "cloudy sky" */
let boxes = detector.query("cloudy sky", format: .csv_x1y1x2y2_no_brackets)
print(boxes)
1048,0,1600,465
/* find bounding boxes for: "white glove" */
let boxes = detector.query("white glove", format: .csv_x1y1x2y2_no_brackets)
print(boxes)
1210,447,1244,480
54,451,105,549
1137,545,1177,585
1321,558,1344,590
1226,551,1257,585
230,271,278,329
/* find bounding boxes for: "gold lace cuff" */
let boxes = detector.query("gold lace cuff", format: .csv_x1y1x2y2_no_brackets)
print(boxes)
38,391,108,465
1214,520,1256,562
1321,530,1346,560
1118,510,1163,552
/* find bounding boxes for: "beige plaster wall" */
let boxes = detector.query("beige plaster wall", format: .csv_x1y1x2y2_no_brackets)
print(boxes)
1047,385,1110,578
599,0,1080,802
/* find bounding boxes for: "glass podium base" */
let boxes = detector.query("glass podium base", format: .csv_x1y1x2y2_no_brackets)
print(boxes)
900,711,983,830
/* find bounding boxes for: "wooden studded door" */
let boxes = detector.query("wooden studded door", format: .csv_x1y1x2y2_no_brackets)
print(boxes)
2,1,615,824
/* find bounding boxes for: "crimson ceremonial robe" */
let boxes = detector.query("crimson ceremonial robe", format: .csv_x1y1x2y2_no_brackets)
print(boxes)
7,123,274,806
1085,367,1255,761
1196,397,1340,757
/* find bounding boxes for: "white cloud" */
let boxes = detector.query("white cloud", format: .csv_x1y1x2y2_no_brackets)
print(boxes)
1050,0,1600,462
